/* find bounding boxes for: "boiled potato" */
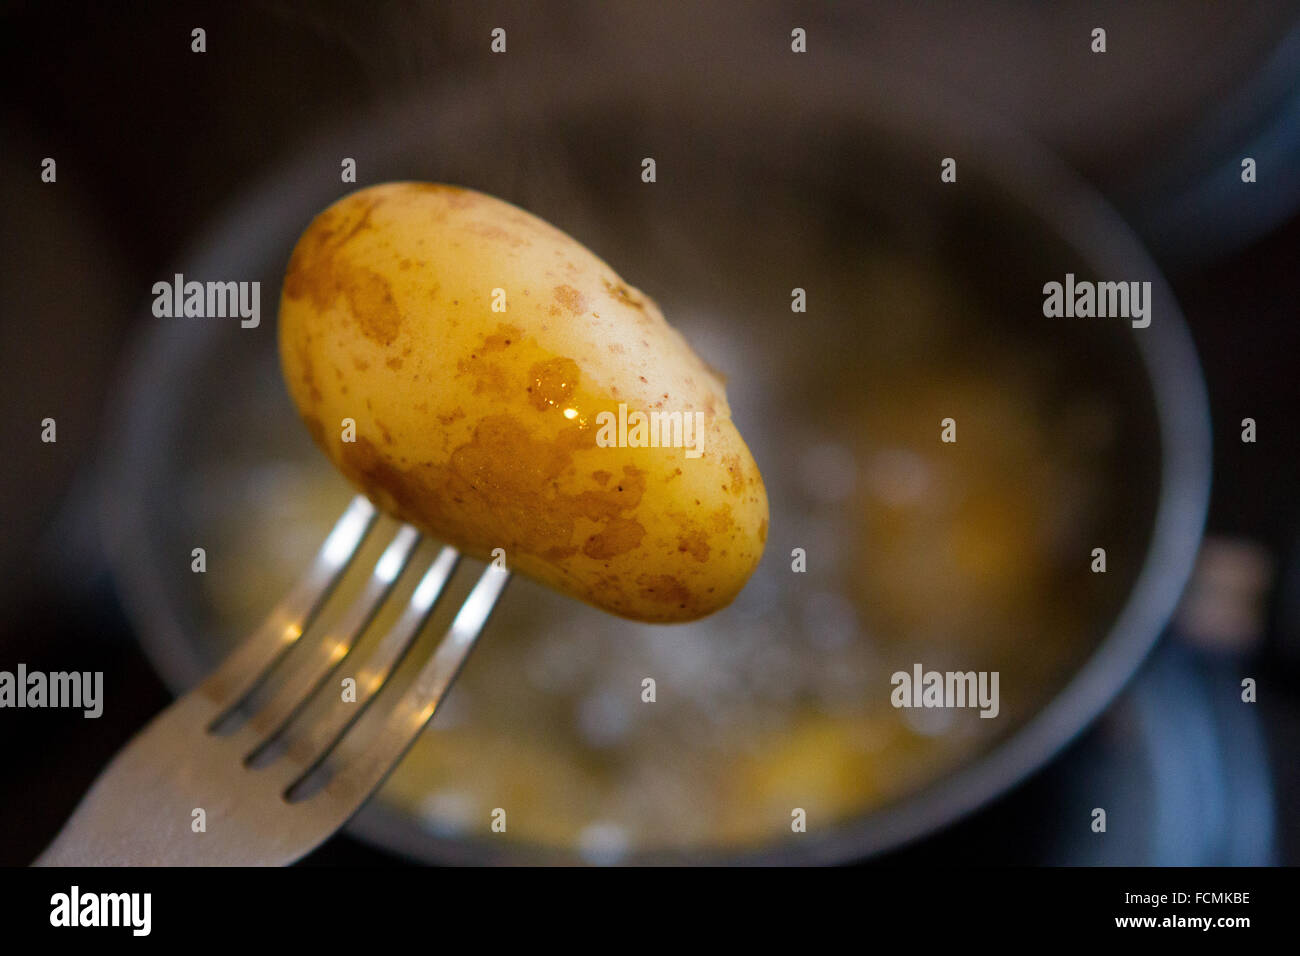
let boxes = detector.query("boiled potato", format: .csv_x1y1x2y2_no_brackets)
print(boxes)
278,182,767,622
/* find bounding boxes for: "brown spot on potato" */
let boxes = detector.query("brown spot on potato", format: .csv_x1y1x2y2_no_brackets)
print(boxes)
583,518,646,559
344,267,403,345
455,351,511,398
472,362,511,396
722,454,744,496
338,416,639,571
602,277,645,310
676,528,710,562
553,284,587,315
386,356,403,370
482,324,522,351
462,221,527,247
527,357,580,411
636,573,692,607
296,345,323,404
591,470,612,487
281,195,405,346
571,465,646,521
707,506,734,533
541,544,580,561
283,198,373,303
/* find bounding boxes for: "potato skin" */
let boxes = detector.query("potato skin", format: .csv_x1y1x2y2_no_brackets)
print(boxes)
278,182,767,623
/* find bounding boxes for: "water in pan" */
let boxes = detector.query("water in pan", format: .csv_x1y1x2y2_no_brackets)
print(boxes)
176,231,1153,860
127,85,1159,858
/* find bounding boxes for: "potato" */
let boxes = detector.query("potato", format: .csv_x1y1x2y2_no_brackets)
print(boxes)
278,182,767,622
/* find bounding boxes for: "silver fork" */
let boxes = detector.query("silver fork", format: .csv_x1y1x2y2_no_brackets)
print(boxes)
36,496,510,866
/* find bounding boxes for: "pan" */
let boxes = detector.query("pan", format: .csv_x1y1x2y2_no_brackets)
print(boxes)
101,60,1211,863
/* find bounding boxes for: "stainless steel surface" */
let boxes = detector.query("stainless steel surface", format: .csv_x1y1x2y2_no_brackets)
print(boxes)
37,497,510,865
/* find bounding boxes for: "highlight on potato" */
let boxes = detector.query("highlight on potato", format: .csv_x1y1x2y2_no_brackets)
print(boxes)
278,182,768,623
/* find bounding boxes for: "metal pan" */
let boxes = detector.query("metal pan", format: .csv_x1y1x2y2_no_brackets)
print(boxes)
101,60,1211,863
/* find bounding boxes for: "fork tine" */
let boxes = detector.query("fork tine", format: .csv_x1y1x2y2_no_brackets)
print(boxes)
273,545,461,785
200,495,376,718
321,563,511,807
243,524,422,750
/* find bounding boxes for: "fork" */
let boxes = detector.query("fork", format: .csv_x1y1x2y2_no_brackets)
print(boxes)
36,496,510,866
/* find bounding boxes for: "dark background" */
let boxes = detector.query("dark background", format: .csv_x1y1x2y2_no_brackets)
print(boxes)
1,0,1298,865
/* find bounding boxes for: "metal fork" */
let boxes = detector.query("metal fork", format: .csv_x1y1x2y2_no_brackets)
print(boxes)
36,496,510,866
